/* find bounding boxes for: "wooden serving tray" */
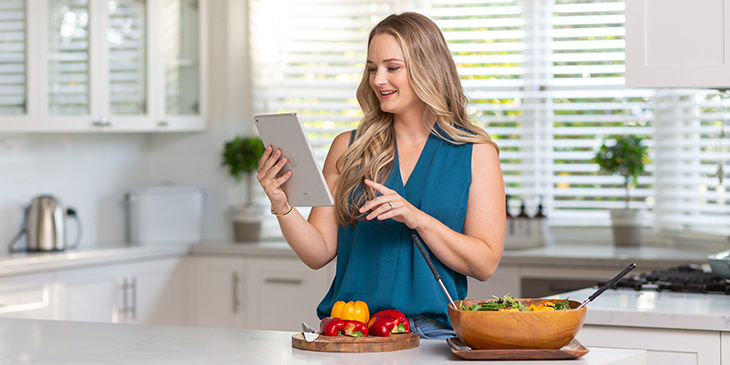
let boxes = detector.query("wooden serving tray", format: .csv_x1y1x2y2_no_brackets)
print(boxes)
292,332,419,353
446,337,589,360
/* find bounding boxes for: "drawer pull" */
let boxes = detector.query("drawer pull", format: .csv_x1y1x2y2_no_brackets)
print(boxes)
232,272,241,314
264,278,303,285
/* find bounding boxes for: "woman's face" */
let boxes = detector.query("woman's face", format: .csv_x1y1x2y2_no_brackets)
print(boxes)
367,33,424,116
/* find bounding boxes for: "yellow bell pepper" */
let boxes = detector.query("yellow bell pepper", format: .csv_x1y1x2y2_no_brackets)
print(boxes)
331,300,370,324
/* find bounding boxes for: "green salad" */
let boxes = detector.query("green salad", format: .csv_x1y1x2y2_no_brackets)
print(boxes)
459,294,572,311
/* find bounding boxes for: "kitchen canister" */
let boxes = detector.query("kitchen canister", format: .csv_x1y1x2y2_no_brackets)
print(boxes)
125,186,206,245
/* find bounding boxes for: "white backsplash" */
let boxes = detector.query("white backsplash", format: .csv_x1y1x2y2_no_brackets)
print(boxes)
0,120,242,250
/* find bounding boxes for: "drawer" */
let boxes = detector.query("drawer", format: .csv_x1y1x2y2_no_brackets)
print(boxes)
0,273,55,318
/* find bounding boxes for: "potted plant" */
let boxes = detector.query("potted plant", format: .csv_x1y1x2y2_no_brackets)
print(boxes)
222,136,265,242
592,135,649,247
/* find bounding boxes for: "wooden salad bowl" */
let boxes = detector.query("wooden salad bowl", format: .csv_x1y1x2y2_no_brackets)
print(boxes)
448,298,586,350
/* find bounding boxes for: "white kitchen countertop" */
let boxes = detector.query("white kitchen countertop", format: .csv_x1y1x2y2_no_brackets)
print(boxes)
0,244,190,277
551,288,730,332
0,240,716,278
0,317,646,365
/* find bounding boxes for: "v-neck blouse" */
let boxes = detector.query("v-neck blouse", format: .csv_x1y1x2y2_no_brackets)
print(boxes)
316,129,474,327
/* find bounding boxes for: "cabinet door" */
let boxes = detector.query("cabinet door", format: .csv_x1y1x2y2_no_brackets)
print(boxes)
579,326,721,365
56,265,125,323
0,0,36,131
0,0,207,132
190,256,246,328
151,0,208,131
625,0,730,88
245,257,335,331
127,257,189,326
0,272,56,320
57,257,188,325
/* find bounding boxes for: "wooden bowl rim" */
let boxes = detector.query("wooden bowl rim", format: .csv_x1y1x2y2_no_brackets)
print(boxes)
450,298,584,312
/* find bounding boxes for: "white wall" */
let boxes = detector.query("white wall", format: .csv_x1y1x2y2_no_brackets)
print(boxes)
0,0,251,249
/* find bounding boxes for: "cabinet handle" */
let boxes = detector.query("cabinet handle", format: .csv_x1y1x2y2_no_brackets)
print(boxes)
92,118,113,127
157,120,169,127
264,278,303,285
130,276,137,321
121,277,129,322
232,272,241,314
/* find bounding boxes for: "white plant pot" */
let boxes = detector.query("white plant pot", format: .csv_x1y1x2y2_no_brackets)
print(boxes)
232,205,265,243
609,209,644,247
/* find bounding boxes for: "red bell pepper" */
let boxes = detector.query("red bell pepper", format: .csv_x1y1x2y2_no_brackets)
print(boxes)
320,317,345,336
342,319,368,337
372,310,410,332
367,309,410,337
319,317,368,337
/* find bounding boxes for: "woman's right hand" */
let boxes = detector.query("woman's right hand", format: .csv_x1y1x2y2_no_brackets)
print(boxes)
256,146,293,213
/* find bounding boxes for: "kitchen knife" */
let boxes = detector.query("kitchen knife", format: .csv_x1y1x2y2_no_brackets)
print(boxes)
301,322,319,342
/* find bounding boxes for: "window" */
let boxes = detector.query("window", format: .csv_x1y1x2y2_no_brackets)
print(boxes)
249,0,730,238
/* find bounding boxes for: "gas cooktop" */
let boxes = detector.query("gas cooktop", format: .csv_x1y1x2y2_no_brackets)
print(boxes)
602,265,730,295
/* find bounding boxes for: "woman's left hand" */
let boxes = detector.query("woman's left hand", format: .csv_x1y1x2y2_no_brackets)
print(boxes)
359,179,425,230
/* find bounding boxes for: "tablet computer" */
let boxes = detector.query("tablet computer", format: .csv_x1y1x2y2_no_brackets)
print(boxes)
254,113,334,207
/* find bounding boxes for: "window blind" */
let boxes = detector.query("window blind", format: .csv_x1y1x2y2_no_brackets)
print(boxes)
249,0,726,237
654,89,730,236
0,0,26,115
249,0,396,237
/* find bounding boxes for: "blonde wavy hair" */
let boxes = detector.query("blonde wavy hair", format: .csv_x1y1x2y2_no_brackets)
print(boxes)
334,12,498,226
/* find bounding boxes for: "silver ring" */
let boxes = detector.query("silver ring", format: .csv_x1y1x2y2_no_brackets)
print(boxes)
388,202,394,210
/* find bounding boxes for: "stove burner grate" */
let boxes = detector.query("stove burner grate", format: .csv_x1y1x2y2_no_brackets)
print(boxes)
600,265,730,294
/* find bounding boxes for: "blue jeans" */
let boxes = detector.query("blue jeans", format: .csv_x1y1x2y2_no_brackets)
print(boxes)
408,314,456,340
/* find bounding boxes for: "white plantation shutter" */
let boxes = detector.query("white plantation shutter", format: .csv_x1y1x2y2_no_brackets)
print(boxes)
424,0,654,226
249,0,728,237
654,89,730,236
544,0,653,225
249,0,397,237
250,0,396,156
0,0,25,115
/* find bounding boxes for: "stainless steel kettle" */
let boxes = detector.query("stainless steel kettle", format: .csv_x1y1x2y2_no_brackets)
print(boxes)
8,195,82,252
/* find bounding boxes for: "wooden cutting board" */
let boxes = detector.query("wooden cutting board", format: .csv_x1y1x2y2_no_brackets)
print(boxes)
292,332,419,353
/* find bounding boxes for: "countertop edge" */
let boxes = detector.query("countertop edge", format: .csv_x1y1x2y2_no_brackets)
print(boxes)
0,242,717,278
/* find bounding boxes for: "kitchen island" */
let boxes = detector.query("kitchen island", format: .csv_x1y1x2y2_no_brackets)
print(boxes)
0,317,645,364
553,288,730,365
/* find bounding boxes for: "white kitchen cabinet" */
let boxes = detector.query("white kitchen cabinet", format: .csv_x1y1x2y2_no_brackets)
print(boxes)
56,264,125,323
190,256,247,329
1,0,208,132
190,255,336,331
56,257,188,325
578,326,721,365
126,258,189,325
722,332,730,364
625,0,730,88
0,272,56,320
245,257,335,332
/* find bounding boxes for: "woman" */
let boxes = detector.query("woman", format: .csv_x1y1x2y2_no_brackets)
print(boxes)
257,12,505,339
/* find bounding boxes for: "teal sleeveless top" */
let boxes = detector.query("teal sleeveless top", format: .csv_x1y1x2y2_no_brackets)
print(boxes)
316,128,473,327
